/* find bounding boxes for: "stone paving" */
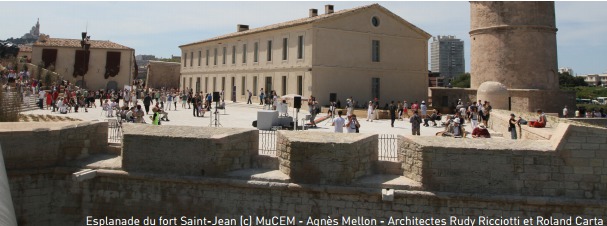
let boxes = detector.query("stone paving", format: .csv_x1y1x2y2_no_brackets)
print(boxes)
22,99,466,136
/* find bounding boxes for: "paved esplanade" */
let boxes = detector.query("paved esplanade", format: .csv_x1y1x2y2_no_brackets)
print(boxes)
23,100,449,136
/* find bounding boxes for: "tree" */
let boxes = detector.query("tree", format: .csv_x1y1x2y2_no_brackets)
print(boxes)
451,73,470,88
559,72,587,88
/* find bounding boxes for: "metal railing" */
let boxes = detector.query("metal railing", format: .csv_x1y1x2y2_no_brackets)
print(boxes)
257,131,399,162
258,130,277,156
108,119,122,144
378,134,398,161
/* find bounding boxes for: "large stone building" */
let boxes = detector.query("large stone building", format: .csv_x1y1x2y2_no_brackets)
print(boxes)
431,1,576,114
179,4,431,105
31,35,135,90
430,35,465,80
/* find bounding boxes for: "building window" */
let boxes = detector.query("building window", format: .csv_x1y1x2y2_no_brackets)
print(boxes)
183,78,186,91
198,51,201,66
254,42,259,63
241,76,246,95
196,77,201,93
104,51,121,78
242,44,247,63
190,52,193,67
73,50,90,76
189,77,192,91
182,53,186,67
297,76,303,95
213,48,218,65
282,38,288,61
371,16,380,27
206,49,209,66
221,77,226,91
204,77,208,93
253,76,258,95
232,46,236,64
222,47,226,65
371,77,380,99
372,40,380,62
281,76,287,95
213,77,217,91
297,36,304,59
267,40,272,62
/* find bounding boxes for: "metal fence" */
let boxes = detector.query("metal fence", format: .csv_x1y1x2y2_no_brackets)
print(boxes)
378,134,398,161
257,131,399,161
108,119,122,144
258,130,277,156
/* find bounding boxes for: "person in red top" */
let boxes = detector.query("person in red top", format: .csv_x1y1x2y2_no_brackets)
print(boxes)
410,101,419,112
529,109,547,128
472,123,491,138
45,91,52,110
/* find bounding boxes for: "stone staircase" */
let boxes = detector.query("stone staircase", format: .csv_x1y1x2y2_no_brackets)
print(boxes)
1,88,38,113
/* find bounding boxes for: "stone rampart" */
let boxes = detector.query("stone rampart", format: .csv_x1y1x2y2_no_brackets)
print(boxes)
0,122,108,170
8,169,607,226
277,131,378,185
121,124,258,176
399,123,607,199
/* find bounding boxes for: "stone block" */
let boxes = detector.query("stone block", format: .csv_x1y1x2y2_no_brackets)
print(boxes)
121,124,258,176
276,131,377,185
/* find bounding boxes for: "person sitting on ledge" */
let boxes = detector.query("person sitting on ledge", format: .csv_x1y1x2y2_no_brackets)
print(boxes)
528,109,547,128
472,123,491,138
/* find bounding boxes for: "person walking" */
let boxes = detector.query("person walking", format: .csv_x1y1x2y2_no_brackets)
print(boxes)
143,94,152,114
332,110,345,133
389,101,397,127
366,101,374,122
410,110,422,136
247,89,252,104
166,93,173,111
259,88,265,105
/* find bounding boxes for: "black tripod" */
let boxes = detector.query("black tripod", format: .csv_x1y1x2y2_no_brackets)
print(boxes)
209,101,222,127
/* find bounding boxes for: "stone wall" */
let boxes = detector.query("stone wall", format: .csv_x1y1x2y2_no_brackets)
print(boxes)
146,61,181,90
8,169,607,226
121,124,258,176
0,122,108,170
277,131,378,185
4,121,607,225
399,124,607,199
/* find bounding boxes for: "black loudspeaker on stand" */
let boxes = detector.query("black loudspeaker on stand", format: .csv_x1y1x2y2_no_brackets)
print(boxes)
212,92,220,102
294,96,301,130
294,96,301,109
329,93,337,102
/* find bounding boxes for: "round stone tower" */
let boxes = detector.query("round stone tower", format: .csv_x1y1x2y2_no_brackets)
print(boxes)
470,2,558,90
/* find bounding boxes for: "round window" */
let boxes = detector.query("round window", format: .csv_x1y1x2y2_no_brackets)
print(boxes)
371,16,380,27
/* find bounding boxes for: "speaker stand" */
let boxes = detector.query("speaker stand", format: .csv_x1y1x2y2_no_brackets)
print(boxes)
209,102,222,127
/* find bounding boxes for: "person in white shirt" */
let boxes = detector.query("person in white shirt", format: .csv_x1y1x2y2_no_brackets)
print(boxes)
332,110,346,133
562,106,568,118
346,114,360,133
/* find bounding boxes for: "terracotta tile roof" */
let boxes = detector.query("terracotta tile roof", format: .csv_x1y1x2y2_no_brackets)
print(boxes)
19,45,32,52
33,38,133,50
181,4,395,48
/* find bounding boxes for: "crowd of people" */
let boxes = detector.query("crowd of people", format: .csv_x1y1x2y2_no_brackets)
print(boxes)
3,66,600,138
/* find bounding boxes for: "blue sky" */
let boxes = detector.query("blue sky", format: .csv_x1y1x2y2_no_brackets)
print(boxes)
2,1,606,75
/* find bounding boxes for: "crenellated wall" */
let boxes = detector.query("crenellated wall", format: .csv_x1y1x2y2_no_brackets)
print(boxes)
276,131,378,185
0,122,108,170
399,123,607,199
121,124,258,176
2,121,606,226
